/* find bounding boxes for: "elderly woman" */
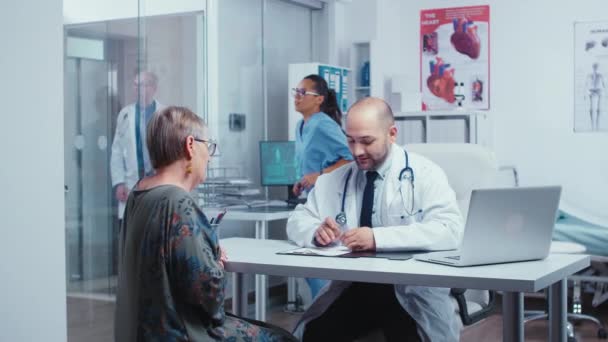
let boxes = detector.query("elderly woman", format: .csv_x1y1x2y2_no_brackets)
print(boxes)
115,106,295,341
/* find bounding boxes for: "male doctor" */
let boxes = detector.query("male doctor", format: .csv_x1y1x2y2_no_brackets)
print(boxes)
110,71,164,219
287,97,464,341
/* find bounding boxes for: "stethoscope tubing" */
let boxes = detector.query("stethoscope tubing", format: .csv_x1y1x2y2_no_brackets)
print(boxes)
337,150,416,225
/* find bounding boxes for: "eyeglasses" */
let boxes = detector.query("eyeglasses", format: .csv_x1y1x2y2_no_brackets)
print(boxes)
194,138,217,156
291,88,320,98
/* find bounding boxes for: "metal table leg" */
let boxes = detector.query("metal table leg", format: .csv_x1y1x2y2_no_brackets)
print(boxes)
232,272,247,316
254,220,268,321
503,291,524,342
548,279,567,342
285,277,302,312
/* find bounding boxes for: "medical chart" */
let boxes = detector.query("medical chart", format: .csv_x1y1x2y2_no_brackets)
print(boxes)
420,5,490,110
574,21,608,132
281,245,351,257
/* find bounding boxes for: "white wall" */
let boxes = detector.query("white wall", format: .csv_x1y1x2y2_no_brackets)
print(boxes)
0,0,66,341
342,0,608,226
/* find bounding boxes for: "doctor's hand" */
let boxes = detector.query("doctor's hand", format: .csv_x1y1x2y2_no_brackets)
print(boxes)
115,183,129,202
314,217,342,246
342,227,376,251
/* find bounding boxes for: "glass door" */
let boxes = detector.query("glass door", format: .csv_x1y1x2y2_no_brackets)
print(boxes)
64,54,115,296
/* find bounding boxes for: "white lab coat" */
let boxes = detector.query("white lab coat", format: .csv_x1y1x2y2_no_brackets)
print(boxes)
287,144,464,341
110,101,164,218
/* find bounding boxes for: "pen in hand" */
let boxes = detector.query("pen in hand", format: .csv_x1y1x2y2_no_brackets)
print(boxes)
314,217,343,246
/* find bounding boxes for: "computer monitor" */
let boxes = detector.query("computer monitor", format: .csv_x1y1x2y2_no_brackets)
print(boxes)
259,141,298,186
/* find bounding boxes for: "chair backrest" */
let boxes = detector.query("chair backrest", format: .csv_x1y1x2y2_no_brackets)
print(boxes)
405,143,498,219
405,143,501,324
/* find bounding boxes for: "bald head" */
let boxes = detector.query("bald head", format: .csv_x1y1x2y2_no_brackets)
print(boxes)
347,97,394,129
345,97,398,171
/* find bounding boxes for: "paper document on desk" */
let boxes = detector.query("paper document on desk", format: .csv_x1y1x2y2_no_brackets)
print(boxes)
280,245,351,257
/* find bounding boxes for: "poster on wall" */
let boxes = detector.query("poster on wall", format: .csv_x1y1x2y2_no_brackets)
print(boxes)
420,5,490,111
574,21,608,132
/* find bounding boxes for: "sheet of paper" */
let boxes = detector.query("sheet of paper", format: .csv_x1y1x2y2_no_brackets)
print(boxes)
287,245,351,257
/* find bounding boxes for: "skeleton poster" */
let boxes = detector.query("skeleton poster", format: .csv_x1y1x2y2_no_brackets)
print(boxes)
420,5,490,111
574,21,608,132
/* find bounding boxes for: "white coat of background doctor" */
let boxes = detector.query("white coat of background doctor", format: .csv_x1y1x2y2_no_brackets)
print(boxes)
110,71,164,219
287,97,464,341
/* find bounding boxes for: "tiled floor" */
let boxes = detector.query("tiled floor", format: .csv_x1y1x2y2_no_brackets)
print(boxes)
68,290,608,341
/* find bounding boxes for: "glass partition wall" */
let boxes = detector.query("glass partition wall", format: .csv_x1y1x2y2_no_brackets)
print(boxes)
64,6,206,340
64,0,317,340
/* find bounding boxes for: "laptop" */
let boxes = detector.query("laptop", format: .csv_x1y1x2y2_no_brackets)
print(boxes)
415,186,561,267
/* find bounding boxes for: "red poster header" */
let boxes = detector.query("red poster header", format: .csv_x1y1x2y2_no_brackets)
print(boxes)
421,5,489,34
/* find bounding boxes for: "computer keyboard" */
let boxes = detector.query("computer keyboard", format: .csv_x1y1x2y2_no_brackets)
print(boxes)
286,198,307,207
245,206,291,213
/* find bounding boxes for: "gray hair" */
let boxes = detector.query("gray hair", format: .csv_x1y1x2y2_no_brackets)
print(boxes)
146,106,206,169
135,70,158,87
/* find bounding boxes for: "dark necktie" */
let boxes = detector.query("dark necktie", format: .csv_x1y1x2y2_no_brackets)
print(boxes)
359,171,379,228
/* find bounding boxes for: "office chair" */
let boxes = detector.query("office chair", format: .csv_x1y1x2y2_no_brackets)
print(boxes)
352,143,504,342
405,143,500,328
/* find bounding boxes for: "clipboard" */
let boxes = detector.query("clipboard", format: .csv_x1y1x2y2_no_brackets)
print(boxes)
277,247,417,260
340,251,416,260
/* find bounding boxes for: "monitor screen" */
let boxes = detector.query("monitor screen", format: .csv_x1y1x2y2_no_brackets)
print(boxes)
259,141,298,186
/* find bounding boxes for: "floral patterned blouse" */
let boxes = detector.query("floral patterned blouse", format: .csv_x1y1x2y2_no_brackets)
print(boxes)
114,185,293,341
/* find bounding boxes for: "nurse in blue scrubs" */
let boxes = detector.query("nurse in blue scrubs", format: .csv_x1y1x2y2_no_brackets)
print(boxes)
292,74,353,196
292,74,353,298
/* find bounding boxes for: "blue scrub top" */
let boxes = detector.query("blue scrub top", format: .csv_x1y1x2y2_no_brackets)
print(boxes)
295,112,353,179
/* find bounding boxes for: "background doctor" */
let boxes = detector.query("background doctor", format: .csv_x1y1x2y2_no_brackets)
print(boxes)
287,97,464,342
110,71,164,220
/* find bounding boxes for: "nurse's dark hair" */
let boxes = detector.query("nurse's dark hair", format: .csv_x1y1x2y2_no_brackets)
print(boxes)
304,74,342,126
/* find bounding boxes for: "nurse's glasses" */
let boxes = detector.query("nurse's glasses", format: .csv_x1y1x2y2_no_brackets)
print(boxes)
291,88,320,98
194,138,217,156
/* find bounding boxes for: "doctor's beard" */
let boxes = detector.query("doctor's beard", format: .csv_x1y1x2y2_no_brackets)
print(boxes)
354,142,391,171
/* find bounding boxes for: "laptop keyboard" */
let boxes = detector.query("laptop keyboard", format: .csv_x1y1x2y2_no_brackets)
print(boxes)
445,255,461,260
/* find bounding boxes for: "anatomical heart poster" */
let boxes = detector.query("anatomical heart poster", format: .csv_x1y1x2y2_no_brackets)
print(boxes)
574,21,608,132
420,5,490,110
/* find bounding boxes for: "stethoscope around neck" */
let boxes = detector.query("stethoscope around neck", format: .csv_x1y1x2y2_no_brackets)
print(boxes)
335,150,419,226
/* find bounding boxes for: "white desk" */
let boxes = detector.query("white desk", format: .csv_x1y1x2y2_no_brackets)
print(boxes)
206,206,292,321
222,238,590,342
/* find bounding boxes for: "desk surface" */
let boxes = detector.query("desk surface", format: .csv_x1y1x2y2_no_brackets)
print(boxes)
204,206,292,221
221,238,590,293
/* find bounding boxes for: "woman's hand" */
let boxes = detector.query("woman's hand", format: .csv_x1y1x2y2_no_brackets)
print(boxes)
292,172,320,196
300,172,320,190
219,247,228,269
292,182,304,197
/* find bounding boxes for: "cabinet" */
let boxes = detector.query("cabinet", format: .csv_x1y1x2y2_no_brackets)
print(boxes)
394,111,489,146
350,41,371,102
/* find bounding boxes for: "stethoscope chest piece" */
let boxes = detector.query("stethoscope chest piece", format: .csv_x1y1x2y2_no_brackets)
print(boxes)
337,150,416,226
335,212,347,226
